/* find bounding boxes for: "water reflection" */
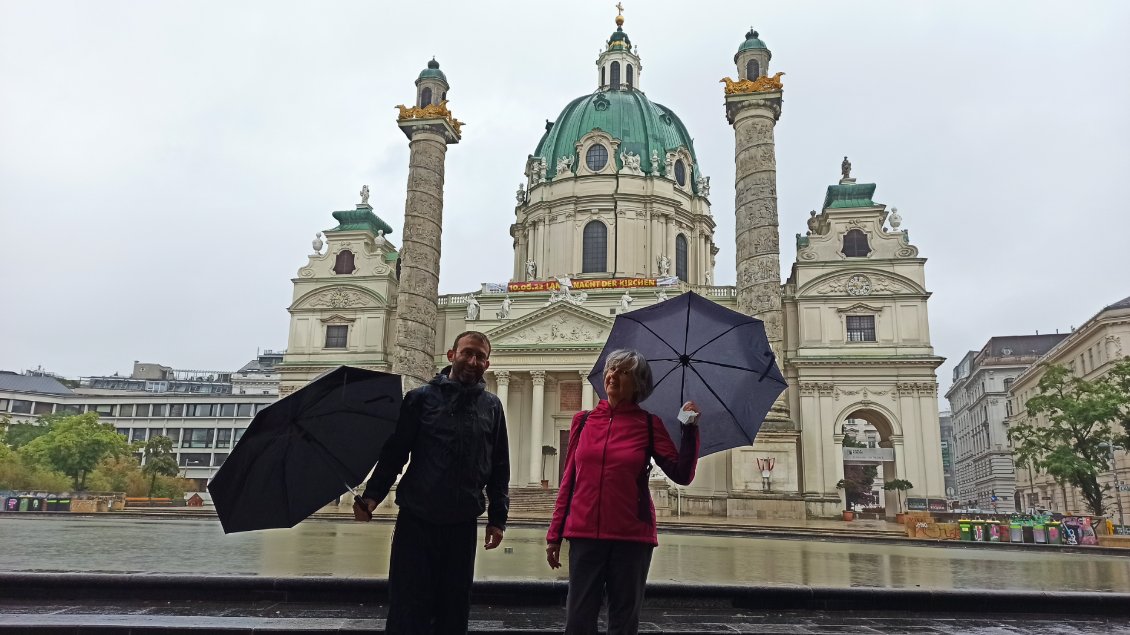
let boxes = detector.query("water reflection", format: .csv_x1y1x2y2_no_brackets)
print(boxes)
2,517,1129,592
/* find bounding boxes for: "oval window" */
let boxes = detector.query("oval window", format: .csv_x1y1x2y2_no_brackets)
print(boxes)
586,144,609,172
674,160,686,186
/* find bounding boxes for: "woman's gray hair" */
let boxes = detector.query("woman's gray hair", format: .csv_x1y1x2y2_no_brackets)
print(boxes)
603,349,654,402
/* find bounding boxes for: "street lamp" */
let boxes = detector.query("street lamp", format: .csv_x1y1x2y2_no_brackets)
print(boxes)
1099,441,1126,528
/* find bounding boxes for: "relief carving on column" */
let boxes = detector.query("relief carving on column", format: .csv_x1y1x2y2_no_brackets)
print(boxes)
896,382,917,397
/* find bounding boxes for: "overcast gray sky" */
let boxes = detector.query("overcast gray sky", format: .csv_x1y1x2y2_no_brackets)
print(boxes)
2,1,1128,401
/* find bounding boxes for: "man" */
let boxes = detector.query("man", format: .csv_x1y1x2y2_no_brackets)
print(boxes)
354,331,509,634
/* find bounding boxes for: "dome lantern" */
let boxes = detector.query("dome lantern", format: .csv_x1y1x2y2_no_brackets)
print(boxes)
414,57,449,108
596,5,642,92
734,28,772,81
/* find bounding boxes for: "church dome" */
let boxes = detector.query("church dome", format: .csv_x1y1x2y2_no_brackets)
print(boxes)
737,29,767,53
533,90,700,190
416,58,446,83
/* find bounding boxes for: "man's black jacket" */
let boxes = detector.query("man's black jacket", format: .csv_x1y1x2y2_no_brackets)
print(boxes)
362,368,510,529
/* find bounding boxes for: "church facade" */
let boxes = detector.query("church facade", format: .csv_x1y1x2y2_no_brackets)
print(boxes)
278,15,945,519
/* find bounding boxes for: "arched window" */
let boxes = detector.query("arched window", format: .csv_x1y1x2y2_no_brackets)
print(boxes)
585,144,608,172
675,234,689,282
419,87,432,107
333,249,356,274
582,221,607,273
746,59,760,80
610,61,620,90
627,64,634,89
674,160,687,186
842,229,871,258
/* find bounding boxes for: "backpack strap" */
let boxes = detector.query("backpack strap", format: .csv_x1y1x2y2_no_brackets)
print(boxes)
636,412,656,521
554,410,589,540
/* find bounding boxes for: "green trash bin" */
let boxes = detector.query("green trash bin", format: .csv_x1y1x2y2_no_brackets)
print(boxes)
959,519,973,541
972,519,986,541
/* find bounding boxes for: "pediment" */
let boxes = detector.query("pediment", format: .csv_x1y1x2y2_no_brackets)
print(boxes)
799,271,924,298
292,285,384,310
486,303,613,348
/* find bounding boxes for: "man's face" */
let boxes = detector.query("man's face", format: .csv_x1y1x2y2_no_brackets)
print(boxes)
447,336,490,384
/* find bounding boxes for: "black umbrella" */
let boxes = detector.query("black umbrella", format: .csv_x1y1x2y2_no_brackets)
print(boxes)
208,366,402,533
588,291,788,457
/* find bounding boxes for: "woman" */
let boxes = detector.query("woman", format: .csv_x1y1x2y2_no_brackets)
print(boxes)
546,349,700,635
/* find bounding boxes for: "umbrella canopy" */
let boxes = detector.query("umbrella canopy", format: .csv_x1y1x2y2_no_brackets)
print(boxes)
208,366,402,533
588,292,788,457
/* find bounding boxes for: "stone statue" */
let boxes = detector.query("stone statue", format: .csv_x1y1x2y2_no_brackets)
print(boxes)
496,295,513,319
360,185,370,205
696,175,711,197
841,156,851,180
620,151,643,175
535,158,547,185
465,295,480,321
515,183,525,204
556,155,574,177
888,206,902,230
806,210,818,235
618,290,633,313
705,270,711,285
525,259,537,281
656,289,669,302
657,254,671,277
650,150,660,175
312,232,324,254
664,152,677,179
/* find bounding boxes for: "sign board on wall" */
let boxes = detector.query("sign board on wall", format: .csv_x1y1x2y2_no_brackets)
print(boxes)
907,497,928,511
842,447,894,463
507,278,663,293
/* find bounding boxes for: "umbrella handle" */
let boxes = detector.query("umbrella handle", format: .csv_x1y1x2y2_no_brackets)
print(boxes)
353,495,373,521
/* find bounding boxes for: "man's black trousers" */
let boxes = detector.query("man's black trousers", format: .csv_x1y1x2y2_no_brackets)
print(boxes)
386,510,478,634
564,537,655,635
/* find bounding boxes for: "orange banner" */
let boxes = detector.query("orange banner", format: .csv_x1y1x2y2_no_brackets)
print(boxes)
507,278,659,293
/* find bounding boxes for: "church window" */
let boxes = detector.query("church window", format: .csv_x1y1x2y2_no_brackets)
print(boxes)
585,144,608,172
334,249,356,274
610,61,620,90
582,221,608,273
419,87,432,107
841,229,871,257
325,325,348,349
675,234,688,282
674,160,687,186
627,64,634,89
846,315,876,342
601,66,605,88
746,59,760,80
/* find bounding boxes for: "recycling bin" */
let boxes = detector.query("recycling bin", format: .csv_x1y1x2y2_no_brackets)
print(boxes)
4,497,18,512
988,521,1001,542
1033,523,1048,544
1046,521,1062,545
1009,522,1023,543
972,520,986,542
959,519,973,541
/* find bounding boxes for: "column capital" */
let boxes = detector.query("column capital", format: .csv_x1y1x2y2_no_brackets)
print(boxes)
530,369,546,385
578,370,590,381
725,93,783,125
493,370,511,386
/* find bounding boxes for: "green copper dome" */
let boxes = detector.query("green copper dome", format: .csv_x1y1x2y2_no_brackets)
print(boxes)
533,90,700,191
416,58,447,83
737,29,767,53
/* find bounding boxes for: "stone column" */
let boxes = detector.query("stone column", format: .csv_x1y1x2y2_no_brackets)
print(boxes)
529,370,546,485
665,215,676,270
494,370,515,480
392,107,461,389
725,84,789,423
832,433,846,509
580,370,595,410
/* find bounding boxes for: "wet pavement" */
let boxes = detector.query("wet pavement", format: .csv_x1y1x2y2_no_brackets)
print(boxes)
3,515,1130,592
3,598,1130,633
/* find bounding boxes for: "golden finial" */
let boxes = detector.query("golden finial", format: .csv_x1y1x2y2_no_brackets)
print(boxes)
615,2,625,26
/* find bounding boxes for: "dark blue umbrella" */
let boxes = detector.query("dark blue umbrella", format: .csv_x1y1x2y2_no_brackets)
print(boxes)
208,366,402,533
588,291,788,457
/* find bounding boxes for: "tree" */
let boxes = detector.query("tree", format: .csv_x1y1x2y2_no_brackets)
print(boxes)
20,412,132,491
141,436,180,500
1,413,61,450
883,479,914,514
1008,359,1130,516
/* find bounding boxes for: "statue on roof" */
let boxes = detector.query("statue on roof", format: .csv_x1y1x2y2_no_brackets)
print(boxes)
465,295,480,321
360,184,370,205
841,156,851,180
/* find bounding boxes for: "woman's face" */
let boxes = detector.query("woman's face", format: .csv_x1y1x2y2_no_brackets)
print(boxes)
604,364,637,404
